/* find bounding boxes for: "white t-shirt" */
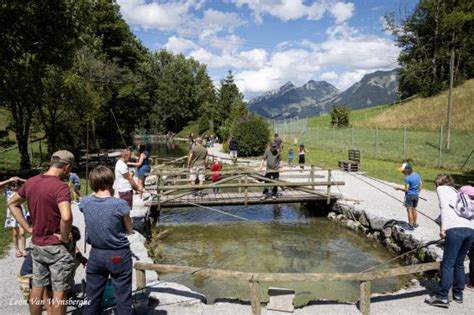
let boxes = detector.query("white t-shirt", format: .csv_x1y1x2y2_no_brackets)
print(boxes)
114,159,132,192
437,186,474,231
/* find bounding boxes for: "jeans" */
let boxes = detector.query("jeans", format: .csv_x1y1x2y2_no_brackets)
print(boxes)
263,172,279,196
83,247,133,315
469,243,474,284
436,228,474,299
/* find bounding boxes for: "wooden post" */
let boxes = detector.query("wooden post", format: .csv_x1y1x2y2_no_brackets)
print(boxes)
249,276,261,315
375,127,379,158
157,170,163,211
327,169,332,204
438,126,443,167
332,125,336,153
351,127,355,148
238,176,242,193
359,281,371,315
403,127,407,159
316,126,320,149
446,49,454,150
244,175,248,207
136,268,146,289
310,165,315,185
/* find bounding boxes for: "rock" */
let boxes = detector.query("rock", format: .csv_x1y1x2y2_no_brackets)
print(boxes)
373,231,381,241
345,220,359,231
328,212,337,221
365,212,386,230
336,214,346,222
358,212,370,228
382,227,392,239
358,225,369,234
267,287,295,313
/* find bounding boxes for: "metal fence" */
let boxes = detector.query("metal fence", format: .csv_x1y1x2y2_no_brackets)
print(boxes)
272,118,474,171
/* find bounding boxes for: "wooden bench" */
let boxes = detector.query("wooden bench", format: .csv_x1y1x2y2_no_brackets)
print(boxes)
338,149,361,172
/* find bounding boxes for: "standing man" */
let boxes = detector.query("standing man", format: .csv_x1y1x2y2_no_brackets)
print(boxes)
229,136,239,164
188,137,208,196
8,150,77,315
259,142,282,200
115,149,141,208
273,133,283,152
395,162,422,230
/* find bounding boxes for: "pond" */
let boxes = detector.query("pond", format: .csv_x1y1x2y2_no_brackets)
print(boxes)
149,202,409,306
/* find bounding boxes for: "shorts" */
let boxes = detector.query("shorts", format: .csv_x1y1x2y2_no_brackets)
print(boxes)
137,165,151,180
190,165,205,182
230,150,238,158
73,185,81,192
31,243,76,292
119,190,133,208
404,195,419,208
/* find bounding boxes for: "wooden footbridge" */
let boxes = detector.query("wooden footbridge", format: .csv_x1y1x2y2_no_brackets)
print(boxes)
144,166,345,209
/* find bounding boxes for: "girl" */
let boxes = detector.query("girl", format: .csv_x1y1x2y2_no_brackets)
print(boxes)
298,144,308,170
288,148,295,166
1,176,28,257
81,166,134,315
128,144,151,198
210,158,223,193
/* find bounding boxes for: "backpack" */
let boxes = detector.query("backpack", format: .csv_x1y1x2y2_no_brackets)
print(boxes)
450,188,474,220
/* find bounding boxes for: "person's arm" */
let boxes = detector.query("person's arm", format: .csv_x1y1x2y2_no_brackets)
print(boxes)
123,214,134,234
0,176,25,189
128,153,145,167
187,152,193,169
419,179,423,192
57,201,73,243
122,172,140,192
204,152,208,167
8,193,32,233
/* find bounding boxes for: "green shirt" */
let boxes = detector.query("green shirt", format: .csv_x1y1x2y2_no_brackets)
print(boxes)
263,149,281,172
190,144,208,167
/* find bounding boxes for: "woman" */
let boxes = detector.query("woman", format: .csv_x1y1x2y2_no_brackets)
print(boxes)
81,166,134,315
129,144,150,197
425,174,474,308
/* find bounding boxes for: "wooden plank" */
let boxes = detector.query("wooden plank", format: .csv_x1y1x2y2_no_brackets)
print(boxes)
136,269,146,289
359,281,371,315
250,277,261,315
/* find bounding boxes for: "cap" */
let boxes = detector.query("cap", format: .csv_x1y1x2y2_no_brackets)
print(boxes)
51,150,75,166
214,157,221,162
398,162,412,172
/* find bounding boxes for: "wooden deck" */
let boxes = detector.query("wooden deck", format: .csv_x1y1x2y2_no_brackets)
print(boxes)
156,189,336,208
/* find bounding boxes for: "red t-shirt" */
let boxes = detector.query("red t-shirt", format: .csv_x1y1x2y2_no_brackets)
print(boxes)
17,174,71,246
210,164,222,182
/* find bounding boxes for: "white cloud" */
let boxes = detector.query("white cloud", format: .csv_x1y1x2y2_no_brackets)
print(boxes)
329,2,355,24
163,36,198,53
332,69,366,90
232,0,356,24
320,71,338,81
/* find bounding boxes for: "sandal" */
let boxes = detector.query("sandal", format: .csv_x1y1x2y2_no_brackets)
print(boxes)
15,251,22,258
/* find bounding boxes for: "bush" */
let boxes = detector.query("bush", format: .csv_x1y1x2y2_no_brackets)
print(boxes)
233,115,270,157
330,104,351,127
198,116,211,134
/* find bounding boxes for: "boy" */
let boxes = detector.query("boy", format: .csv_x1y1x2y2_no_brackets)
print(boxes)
395,162,422,230
69,172,81,203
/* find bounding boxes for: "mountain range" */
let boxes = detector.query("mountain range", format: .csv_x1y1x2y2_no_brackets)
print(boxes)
247,69,399,119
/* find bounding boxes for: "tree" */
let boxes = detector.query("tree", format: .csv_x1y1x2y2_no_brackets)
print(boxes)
330,105,350,128
217,71,244,125
385,0,474,98
0,0,84,168
233,115,270,157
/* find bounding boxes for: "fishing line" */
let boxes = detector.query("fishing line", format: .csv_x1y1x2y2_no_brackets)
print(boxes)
359,173,427,201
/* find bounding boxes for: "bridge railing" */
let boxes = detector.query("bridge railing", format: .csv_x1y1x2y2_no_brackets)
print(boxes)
134,261,440,315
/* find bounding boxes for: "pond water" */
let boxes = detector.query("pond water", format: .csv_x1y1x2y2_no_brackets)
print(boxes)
146,142,408,306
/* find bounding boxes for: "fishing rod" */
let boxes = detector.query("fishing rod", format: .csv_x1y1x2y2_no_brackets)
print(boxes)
359,239,442,273
359,173,427,201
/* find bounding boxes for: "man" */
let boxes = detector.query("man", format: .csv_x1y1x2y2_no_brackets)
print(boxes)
395,162,422,230
187,137,208,196
115,149,141,208
8,150,77,315
273,133,283,152
229,136,239,164
259,142,282,200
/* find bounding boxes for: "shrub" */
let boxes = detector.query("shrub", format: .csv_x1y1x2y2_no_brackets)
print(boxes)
233,115,270,157
330,104,351,127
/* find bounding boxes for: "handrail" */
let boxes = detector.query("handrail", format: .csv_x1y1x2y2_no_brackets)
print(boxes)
154,181,345,191
134,261,440,315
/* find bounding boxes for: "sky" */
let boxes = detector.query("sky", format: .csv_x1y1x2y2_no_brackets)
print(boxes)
117,0,416,99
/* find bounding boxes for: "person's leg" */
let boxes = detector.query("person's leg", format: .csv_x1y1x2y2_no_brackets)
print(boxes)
262,173,270,196
110,249,133,315
48,244,76,315
271,173,279,196
18,225,26,256
452,229,474,298
83,249,109,315
29,287,46,315
30,245,52,315
412,208,418,226
137,177,144,198
469,243,474,285
436,228,463,299
12,227,20,256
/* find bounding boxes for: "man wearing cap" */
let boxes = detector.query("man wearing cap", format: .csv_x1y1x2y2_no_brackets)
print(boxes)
8,150,77,315
396,162,422,230
115,149,141,208
188,137,208,196
259,142,282,200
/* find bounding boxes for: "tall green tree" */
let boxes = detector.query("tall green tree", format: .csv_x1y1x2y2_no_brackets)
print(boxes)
386,0,474,98
0,0,84,168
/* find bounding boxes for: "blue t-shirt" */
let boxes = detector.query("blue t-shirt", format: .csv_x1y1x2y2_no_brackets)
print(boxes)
80,195,130,249
404,172,421,196
69,173,81,187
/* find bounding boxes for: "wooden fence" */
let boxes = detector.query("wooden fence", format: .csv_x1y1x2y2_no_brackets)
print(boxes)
134,261,440,315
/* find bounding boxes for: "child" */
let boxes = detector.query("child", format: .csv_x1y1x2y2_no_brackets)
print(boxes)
288,148,295,166
69,172,81,203
298,144,308,170
1,176,28,257
210,158,223,193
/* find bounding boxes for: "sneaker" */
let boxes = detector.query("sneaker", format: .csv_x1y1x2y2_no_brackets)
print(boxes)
425,296,449,308
272,195,277,200
453,295,463,304
260,194,268,201
413,223,419,228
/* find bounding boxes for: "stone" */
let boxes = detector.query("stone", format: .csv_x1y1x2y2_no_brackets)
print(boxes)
336,214,346,221
267,287,295,313
365,212,386,230
358,212,370,228
382,227,392,239
373,231,381,241
328,212,337,221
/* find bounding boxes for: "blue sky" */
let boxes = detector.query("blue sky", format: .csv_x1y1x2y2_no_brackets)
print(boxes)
117,0,416,99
